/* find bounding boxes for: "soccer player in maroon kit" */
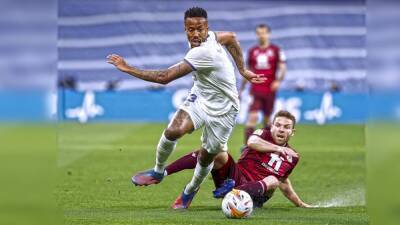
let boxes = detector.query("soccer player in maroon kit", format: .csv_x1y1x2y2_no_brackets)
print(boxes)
240,24,287,144
160,110,311,208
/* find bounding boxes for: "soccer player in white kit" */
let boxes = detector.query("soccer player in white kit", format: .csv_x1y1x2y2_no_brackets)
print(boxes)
107,7,266,209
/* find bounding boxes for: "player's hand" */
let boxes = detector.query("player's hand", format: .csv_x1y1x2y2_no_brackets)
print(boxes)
281,147,299,158
107,54,131,73
271,80,281,91
240,69,267,84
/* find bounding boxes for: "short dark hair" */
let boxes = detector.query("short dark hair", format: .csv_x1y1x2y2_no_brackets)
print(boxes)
256,23,271,32
273,110,296,127
184,7,208,20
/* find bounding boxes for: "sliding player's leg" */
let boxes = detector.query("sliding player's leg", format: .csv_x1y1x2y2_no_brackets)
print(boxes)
132,110,195,186
211,152,243,198
255,188,276,208
165,150,229,176
236,175,279,207
164,150,236,198
165,150,199,176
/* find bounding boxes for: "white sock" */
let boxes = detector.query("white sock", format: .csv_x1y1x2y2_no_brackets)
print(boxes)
154,133,177,174
184,161,214,195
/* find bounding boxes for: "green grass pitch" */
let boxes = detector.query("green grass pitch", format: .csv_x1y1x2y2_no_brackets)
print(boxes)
56,123,367,225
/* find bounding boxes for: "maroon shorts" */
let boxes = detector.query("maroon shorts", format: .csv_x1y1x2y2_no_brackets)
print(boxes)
211,154,249,188
248,92,276,117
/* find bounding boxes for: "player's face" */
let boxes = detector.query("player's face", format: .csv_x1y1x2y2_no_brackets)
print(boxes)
184,17,209,48
256,27,270,44
270,117,295,145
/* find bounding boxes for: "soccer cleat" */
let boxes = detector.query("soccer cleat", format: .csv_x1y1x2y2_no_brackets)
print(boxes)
172,187,199,209
212,179,235,198
131,169,164,186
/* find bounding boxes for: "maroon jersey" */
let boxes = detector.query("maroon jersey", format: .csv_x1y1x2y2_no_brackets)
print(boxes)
237,128,298,181
247,44,286,94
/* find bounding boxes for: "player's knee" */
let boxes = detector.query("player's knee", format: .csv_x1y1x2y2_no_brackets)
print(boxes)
213,152,229,170
269,181,279,191
263,176,279,191
164,126,184,141
198,149,216,167
246,112,258,126
263,116,271,125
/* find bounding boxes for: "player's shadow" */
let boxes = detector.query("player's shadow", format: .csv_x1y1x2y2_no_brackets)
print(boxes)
181,206,220,212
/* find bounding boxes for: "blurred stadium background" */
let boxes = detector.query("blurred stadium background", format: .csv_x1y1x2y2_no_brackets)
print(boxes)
55,0,371,125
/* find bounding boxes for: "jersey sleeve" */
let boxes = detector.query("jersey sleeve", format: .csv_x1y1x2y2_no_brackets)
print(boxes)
208,31,217,43
251,128,272,141
184,31,216,70
184,46,213,70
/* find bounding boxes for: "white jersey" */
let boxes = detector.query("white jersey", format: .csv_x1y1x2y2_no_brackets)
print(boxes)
184,31,240,116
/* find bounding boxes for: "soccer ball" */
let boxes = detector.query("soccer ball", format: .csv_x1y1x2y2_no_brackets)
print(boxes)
221,189,253,219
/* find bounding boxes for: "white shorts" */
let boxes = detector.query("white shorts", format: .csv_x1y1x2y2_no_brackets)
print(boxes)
179,94,238,154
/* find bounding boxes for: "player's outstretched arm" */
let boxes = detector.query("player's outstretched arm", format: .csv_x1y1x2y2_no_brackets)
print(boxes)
248,135,299,158
215,32,267,84
107,54,193,85
279,178,312,208
238,50,253,98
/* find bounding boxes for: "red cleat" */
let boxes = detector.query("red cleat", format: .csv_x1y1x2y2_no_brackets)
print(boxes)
172,187,199,209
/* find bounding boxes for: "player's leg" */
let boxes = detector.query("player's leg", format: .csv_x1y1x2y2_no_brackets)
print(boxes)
155,109,195,173
132,110,195,186
164,150,229,176
248,187,277,208
163,109,195,141
263,115,271,128
186,109,237,195
172,147,217,209
244,95,262,144
236,175,279,206
261,188,277,206
245,111,258,142
211,152,241,198
173,108,237,209
212,151,229,170
165,150,199,176
182,148,216,194
144,110,195,172
262,92,276,128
